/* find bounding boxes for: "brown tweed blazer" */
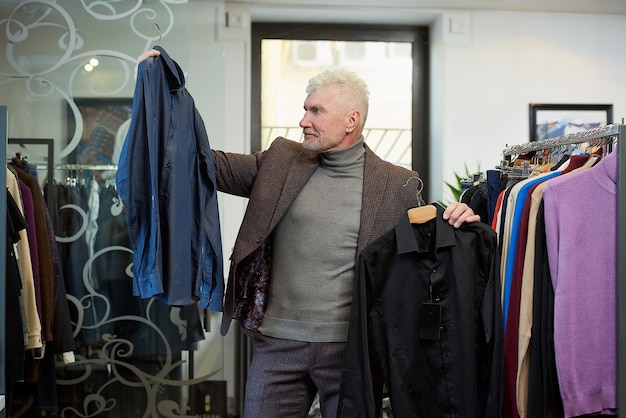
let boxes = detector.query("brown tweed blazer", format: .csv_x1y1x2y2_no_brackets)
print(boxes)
213,137,425,336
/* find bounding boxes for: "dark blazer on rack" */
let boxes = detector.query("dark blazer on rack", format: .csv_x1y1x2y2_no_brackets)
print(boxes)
214,136,426,336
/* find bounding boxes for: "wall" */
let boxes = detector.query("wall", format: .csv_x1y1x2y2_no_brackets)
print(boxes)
432,11,626,200
210,3,626,203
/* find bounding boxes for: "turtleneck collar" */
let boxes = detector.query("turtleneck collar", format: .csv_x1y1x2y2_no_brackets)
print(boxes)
319,137,365,168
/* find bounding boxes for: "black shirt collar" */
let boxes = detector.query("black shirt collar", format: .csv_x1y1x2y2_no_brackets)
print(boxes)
395,203,457,254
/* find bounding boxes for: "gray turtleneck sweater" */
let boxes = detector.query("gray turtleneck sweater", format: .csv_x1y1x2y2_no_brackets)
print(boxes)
258,138,365,342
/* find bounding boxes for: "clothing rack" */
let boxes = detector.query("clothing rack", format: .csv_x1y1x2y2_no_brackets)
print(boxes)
502,123,621,160
35,163,118,171
500,123,626,414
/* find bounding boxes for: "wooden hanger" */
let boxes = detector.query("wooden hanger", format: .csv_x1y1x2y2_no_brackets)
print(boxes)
402,176,435,223
407,204,437,224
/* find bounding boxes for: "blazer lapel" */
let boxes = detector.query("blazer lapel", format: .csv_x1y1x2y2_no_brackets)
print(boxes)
358,145,388,252
269,154,319,231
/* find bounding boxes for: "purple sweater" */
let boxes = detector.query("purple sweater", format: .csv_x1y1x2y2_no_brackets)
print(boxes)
542,151,617,418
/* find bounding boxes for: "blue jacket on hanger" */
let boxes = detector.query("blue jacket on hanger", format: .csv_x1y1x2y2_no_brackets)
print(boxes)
116,45,224,311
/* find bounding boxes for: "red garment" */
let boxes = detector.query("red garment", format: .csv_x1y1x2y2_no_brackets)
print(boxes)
491,190,506,231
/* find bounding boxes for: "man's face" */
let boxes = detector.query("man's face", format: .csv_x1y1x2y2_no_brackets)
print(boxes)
299,85,352,152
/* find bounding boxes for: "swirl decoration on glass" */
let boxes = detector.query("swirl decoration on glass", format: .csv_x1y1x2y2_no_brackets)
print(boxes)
1,1,226,417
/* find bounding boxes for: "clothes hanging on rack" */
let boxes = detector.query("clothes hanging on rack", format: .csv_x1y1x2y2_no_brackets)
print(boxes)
542,151,617,418
43,173,208,354
501,154,589,418
8,164,209,416
5,160,77,413
6,166,42,352
5,189,27,394
487,125,621,418
11,164,56,344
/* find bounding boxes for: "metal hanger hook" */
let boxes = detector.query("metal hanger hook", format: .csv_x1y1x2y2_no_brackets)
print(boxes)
153,22,162,43
403,175,424,204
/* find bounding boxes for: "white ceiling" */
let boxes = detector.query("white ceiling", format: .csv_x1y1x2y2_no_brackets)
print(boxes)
2,0,625,17
231,0,626,15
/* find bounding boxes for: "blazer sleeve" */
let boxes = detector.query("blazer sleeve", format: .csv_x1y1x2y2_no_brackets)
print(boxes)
212,149,262,198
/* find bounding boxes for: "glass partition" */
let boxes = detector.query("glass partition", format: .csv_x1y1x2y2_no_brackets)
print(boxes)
0,1,226,416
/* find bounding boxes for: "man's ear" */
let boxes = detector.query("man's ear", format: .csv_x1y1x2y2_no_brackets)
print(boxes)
345,110,361,134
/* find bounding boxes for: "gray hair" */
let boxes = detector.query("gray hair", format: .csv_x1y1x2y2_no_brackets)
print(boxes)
306,68,370,127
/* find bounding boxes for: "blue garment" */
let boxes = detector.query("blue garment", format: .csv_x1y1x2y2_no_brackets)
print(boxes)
116,45,224,311
485,169,504,226
502,172,559,328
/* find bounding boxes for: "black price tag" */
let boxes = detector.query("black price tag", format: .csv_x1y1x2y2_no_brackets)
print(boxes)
420,302,442,341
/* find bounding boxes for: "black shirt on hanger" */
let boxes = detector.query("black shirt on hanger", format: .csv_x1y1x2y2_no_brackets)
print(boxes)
337,204,503,418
